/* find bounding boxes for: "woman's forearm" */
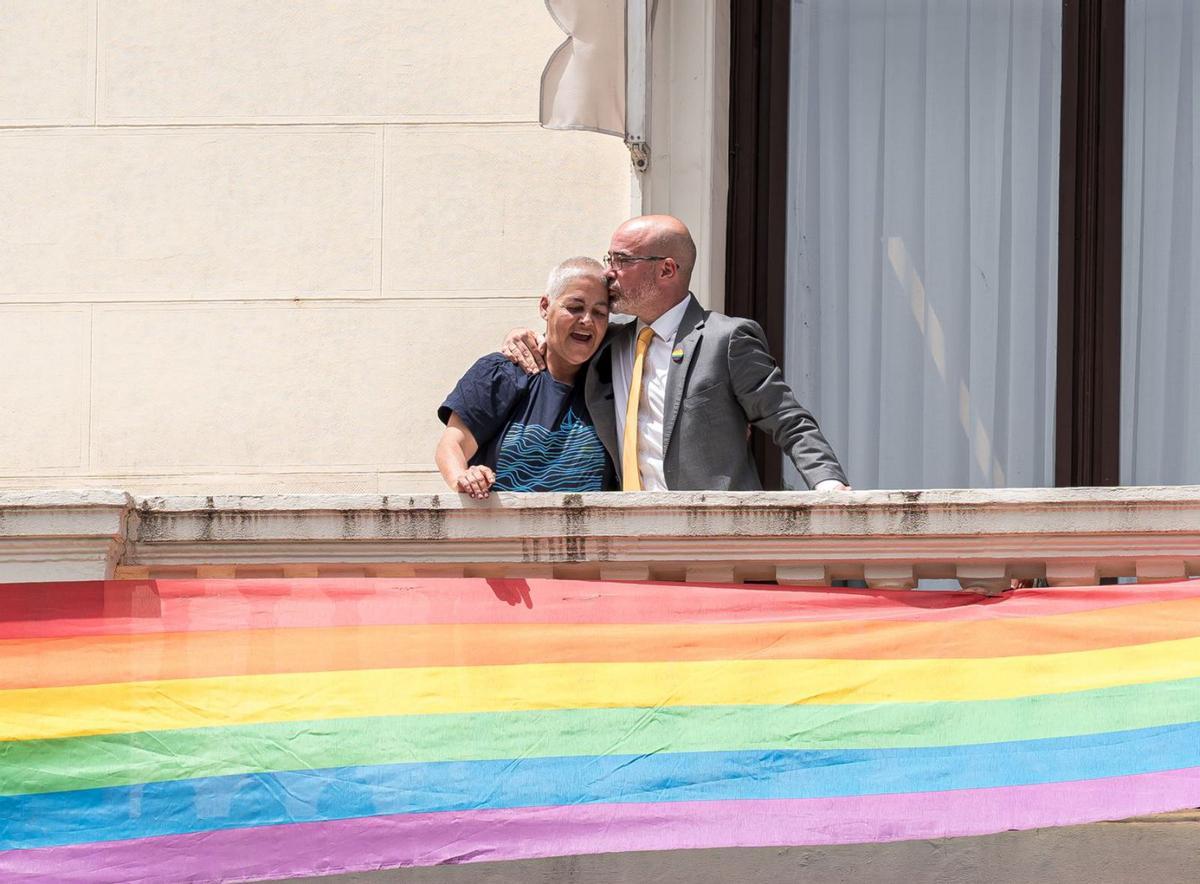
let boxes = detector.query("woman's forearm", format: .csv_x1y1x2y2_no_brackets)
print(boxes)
436,422,496,499
435,434,470,489
436,415,482,490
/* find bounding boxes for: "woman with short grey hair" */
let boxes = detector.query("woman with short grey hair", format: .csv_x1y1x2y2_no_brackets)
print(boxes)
435,258,614,498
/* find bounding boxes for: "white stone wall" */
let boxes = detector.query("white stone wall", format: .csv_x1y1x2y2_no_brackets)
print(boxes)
0,0,631,493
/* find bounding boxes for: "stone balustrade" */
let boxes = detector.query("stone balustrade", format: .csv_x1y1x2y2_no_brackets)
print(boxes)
3,486,1199,592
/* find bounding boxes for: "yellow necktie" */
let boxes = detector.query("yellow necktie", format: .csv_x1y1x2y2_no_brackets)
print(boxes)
622,326,656,491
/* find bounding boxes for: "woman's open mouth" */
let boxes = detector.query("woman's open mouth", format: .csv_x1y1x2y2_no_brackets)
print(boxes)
569,330,594,343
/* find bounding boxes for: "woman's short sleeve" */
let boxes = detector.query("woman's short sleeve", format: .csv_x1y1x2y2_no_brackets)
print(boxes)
437,354,528,446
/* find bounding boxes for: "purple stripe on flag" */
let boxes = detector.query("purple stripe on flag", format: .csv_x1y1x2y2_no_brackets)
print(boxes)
4,768,1199,883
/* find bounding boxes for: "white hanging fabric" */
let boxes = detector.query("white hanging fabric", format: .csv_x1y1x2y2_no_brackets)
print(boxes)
1121,0,1200,485
783,0,1061,490
539,0,627,138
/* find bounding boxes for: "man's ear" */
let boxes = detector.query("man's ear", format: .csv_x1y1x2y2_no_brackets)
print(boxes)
660,258,678,280
538,294,550,319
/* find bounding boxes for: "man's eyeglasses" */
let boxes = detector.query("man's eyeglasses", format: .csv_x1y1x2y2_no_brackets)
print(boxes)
603,251,670,269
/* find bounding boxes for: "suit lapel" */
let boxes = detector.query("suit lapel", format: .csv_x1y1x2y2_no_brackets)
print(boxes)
586,320,634,465
661,295,707,458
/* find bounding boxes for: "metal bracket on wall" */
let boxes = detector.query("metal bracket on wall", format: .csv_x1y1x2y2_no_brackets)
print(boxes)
626,0,651,173
626,138,650,172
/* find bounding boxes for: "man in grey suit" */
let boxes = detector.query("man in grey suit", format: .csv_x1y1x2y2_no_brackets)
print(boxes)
505,214,848,492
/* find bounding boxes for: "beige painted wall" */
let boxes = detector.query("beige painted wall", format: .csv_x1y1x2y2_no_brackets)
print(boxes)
0,0,631,493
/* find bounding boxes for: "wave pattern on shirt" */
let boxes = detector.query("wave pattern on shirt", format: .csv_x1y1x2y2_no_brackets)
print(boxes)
494,409,607,491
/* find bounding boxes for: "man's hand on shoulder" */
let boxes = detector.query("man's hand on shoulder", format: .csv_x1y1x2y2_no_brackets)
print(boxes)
501,328,546,375
815,479,851,491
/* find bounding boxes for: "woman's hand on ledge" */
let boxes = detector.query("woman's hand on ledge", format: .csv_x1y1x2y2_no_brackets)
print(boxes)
455,465,497,500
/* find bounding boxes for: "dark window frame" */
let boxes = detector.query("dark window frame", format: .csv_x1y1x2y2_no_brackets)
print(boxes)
726,0,792,490
1056,0,1124,486
727,0,1125,489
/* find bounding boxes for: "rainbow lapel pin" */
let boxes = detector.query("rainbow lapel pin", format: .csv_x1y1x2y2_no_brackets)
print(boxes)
671,347,685,363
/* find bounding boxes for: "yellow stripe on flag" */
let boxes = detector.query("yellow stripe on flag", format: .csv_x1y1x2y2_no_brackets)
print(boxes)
4,635,1200,742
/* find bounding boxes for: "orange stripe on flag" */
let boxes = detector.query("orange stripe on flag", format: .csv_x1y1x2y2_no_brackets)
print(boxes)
5,595,1200,689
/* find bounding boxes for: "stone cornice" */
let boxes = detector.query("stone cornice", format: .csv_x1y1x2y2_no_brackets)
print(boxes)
0,490,132,582
3,487,1199,589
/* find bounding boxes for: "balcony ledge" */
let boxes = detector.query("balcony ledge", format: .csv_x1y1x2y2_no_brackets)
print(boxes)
3,487,1199,590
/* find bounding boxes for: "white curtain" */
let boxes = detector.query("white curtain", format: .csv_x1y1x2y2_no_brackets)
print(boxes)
783,0,1061,490
1121,0,1200,485
540,0,627,137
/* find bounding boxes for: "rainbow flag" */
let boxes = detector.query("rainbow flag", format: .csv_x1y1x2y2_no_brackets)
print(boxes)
2,577,1199,881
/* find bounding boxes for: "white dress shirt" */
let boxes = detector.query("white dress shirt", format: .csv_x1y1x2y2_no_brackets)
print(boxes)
611,296,693,491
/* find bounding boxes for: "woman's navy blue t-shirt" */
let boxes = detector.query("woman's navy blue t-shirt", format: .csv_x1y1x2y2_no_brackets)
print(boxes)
438,354,613,491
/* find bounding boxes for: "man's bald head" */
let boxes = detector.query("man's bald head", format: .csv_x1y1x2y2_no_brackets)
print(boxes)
606,214,697,322
614,215,697,285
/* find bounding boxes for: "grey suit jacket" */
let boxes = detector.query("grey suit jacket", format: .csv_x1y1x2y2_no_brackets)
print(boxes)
585,295,848,491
